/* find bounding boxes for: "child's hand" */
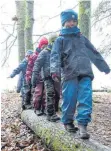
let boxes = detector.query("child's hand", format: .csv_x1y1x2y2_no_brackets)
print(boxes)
53,77,60,82
7,76,11,78
105,69,110,74
52,74,60,82
31,87,35,94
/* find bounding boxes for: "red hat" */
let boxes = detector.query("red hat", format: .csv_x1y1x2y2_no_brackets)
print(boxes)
38,37,48,49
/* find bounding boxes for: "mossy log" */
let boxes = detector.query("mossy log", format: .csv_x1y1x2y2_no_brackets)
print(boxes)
21,110,111,151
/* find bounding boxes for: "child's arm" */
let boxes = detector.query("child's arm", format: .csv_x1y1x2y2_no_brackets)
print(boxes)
84,36,110,74
10,59,27,78
50,37,62,79
31,51,45,87
25,54,38,82
25,56,34,82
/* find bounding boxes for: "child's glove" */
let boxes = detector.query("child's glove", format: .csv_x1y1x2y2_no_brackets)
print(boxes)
105,68,110,74
52,74,60,82
31,87,35,94
7,75,12,78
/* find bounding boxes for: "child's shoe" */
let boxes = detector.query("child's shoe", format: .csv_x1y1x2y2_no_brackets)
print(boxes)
78,124,90,139
64,123,78,132
34,110,44,116
22,103,32,110
47,114,60,122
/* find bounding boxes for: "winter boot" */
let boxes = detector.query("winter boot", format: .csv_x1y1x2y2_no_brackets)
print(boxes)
47,114,60,122
35,110,44,116
64,123,78,133
78,124,90,139
25,104,32,109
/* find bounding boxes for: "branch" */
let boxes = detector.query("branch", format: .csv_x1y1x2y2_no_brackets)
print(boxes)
92,13,111,27
1,23,14,26
33,29,60,45
1,21,16,44
33,29,60,37
33,2,78,45
2,27,16,39
1,36,17,67
58,0,62,8
41,3,79,29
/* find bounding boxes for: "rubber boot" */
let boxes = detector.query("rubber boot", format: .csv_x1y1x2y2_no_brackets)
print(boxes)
47,114,60,122
64,123,78,133
78,124,90,139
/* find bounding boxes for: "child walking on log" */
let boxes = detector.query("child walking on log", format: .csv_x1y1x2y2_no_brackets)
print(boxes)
50,9,110,139
25,37,48,114
8,50,33,109
31,33,60,122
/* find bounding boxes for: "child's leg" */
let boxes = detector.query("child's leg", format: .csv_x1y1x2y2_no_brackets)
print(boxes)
76,77,92,138
44,79,55,116
76,77,92,125
40,82,46,113
54,81,60,112
33,83,44,112
21,81,32,109
24,83,31,105
44,78,60,122
21,87,25,110
61,79,78,125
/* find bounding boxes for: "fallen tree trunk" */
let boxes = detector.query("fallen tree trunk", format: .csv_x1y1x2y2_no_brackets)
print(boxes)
21,110,111,151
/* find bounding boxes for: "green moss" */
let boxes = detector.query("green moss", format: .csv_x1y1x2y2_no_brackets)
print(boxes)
24,0,31,29
35,125,52,145
79,2,85,17
33,123,95,151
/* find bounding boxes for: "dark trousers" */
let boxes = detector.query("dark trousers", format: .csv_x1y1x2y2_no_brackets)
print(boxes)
33,82,45,111
54,81,60,112
21,80,32,105
44,78,60,116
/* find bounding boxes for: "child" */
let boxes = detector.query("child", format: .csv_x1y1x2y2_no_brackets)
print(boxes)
31,33,60,122
50,9,110,138
26,37,48,82
25,37,48,114
8,50,33,109
16,72,23,93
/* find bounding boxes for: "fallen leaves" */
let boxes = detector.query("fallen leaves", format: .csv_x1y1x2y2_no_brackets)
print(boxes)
1,92,111,150
88,92,111,147
1,92,50,151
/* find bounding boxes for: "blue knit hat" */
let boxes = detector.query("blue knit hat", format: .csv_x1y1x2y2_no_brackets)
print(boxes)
60,9,78,26
25,50,33,56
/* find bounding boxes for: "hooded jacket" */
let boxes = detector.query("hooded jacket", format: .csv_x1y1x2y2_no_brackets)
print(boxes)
50,34,110,81
31,45,52,87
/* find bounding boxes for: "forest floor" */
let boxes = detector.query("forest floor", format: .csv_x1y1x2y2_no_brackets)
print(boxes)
1,91,111,151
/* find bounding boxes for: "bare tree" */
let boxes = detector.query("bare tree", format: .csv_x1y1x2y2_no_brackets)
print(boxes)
24,0,34,51
1,21,17,67
92,0,111,55
15,0,25,62
78,0,91,40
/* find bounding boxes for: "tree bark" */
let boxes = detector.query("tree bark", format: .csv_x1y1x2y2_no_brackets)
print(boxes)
24,0,34,51
21,110,111,151
78,0,91,40
15,1,25,62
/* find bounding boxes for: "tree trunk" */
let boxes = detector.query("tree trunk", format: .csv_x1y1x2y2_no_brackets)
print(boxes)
78,0,91,40
15,1,25,62
24,0,34,51
21,110,111,151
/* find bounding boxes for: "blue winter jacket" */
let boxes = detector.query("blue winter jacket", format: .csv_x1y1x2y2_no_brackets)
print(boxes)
16,72,24,93
50,34,110,81
10,58,28,87
31,45,52,87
